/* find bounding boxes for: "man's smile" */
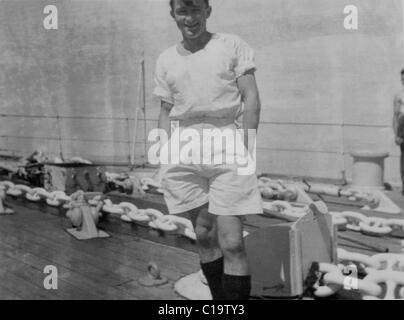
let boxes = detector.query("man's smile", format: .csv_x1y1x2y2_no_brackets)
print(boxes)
185,23,200,30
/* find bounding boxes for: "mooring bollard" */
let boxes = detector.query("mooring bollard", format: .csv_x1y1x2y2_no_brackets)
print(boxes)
350,150,389,189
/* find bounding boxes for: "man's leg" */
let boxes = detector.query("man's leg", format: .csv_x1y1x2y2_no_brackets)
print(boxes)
189,205,224,300
217,215,250,300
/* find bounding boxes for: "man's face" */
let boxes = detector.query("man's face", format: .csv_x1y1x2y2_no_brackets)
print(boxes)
171,0,211,40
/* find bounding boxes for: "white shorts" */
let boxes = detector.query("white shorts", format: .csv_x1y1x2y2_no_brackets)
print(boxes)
159,121,263,216
161,163,263,216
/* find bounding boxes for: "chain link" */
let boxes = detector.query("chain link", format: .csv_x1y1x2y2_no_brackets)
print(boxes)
329,211,403,237
0,179,196,241
263,200,309,220
258,177,298,201
313,249,404,300
258,177,386,210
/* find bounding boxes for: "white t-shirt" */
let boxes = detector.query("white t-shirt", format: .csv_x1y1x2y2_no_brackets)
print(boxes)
153,33,256,122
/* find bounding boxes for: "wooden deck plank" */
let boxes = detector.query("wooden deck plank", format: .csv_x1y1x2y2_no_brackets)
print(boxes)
0,241,137,300
4,200,201,274
0,252,100,300
3,197,60,221
116,280,181,300
0,284,22,300
0,240,181,301
0,210,199,279
0,211,189,299
336,231,402,255
0,267,59,300
0,230,185,300
98,219,200,272
0,219,133,285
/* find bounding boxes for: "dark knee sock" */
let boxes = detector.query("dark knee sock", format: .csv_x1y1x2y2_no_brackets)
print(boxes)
200,257,224,300
222,274,251,300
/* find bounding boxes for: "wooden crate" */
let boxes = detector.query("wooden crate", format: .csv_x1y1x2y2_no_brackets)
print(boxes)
245,204,337,298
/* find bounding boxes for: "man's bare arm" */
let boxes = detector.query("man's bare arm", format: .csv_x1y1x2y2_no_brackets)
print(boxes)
393,94,400,136
393,94,403,145
237,70,261,147
158,100,174,139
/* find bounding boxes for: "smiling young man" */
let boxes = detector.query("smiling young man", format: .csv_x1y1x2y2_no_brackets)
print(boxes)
153,0,263,300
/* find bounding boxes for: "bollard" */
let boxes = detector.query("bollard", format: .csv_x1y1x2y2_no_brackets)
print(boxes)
350,150,389,189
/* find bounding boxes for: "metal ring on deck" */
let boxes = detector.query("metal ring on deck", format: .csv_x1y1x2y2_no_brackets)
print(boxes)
138,262,168,287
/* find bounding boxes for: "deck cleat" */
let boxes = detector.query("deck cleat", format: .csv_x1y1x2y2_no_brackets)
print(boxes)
65,191,109,240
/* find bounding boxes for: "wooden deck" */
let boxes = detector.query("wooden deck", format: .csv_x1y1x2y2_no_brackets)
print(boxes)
0,199,200,300
0,187,403,300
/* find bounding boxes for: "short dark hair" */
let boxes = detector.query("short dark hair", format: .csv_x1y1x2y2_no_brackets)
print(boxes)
170,0,210,10
401,69,404,75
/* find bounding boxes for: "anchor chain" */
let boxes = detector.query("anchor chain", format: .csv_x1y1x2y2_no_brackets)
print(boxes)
329,211,404,238
0,179,196,241
313,248,404,300
258,177,387,210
